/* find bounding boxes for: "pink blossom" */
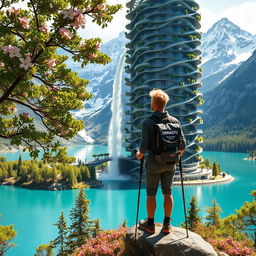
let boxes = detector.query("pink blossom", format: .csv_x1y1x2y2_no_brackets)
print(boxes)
0,62,4,67
7,7,20,15
39,24,49,33
86,7,91,12
60,130,69,136
47,59,57,69
62,8,76,19
97,3,104,10
59,28,72,40
19,56,34,70
9,46,22,58
90,53,97,59
62,8,83,20
95,42,101,49
22,112,29,118
1,45,14,54
71,13,86,29
10,107,17,113
18,17,30,29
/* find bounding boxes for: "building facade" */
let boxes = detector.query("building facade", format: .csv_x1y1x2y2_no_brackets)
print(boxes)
125,0,203,173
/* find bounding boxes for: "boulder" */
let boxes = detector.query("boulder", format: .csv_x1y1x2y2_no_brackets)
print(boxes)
125,224,218,256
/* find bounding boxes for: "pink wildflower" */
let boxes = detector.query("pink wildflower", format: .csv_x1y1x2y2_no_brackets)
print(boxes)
71,13,86,29
7,7,20,15
19,56,34,70
0,62,4,67
59,28,72,40
86,7,91,12
47,59,57,69
39,24,49,33
18,17,30,29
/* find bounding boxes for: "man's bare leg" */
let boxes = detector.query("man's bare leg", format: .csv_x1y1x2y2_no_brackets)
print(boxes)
164,194,173,217
147,196,156,218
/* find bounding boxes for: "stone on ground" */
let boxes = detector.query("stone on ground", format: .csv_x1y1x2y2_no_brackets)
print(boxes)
125,224,218,256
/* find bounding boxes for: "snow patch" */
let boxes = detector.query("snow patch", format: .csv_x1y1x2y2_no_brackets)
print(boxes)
77,129,94,143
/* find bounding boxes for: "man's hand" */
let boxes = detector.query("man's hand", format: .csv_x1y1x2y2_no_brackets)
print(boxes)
136,150,144,160
180,150,185,156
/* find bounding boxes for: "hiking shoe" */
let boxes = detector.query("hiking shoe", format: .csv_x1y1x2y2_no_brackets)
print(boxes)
161,223,171,234
139,219,155,234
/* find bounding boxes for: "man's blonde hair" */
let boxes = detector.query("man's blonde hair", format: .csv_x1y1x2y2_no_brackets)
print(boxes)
149,89,169,109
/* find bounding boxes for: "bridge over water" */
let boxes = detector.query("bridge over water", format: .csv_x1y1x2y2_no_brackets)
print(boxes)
86,157,113,168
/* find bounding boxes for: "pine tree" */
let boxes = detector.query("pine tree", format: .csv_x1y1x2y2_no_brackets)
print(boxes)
186,196,202,231
205,199,222,227
212,161,219,176
89,166,96,180
91,218,102,238
66,188,92,254
121,218,127,228
34,244,54,256
0,224,16,255
53,211,68,256
204,159,210,169
17,155,22,177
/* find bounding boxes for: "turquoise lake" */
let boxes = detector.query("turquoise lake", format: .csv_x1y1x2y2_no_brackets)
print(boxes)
0,145,256,256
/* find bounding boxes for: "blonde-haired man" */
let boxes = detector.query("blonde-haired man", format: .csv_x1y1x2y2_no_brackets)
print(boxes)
136,89,186,234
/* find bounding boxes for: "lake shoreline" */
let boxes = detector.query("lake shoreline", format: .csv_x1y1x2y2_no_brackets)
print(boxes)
0,178,104,191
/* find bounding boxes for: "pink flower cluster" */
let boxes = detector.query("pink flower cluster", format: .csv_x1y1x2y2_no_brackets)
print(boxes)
72,227,127,256
59,28,73,40
39,24,49,33
7,7,20,15
61,8,86,30
208,237,255,256
18,17,30,29
1,45,21,58
1,45,35,70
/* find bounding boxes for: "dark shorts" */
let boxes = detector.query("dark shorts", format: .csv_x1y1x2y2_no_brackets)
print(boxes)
146,164,176,196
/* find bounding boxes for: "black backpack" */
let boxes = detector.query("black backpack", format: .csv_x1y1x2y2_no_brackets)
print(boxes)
149,115,181,164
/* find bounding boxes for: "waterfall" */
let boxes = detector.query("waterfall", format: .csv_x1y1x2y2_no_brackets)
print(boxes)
101,52,127,180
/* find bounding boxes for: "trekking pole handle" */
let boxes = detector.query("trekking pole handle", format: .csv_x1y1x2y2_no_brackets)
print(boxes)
134,149,144,160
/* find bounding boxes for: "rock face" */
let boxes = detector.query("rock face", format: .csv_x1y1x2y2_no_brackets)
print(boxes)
125,225,218,256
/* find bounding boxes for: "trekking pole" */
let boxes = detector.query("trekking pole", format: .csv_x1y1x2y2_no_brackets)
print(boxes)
179,156,189,238
134,150,144,242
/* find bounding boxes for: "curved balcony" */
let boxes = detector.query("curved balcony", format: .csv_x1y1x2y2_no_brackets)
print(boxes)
125,0,203,173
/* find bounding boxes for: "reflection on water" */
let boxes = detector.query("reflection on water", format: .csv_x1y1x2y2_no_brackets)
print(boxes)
92,180,145,190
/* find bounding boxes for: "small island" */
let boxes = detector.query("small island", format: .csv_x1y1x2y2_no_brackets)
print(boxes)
245,150,256,160
0,156,103,190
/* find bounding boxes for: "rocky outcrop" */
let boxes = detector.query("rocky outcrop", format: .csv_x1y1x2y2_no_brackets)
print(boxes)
125,224,218,256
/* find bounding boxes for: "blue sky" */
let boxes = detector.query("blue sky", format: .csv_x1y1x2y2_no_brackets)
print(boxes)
80,0,256,43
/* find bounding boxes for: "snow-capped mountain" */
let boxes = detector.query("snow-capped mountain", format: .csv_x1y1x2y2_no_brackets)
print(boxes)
201,18,256,93
65,32,128,144
68,18,256,144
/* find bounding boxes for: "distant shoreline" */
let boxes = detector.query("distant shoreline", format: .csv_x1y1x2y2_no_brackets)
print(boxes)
243,157,256,161
1,179,103,191
173,174,233,186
